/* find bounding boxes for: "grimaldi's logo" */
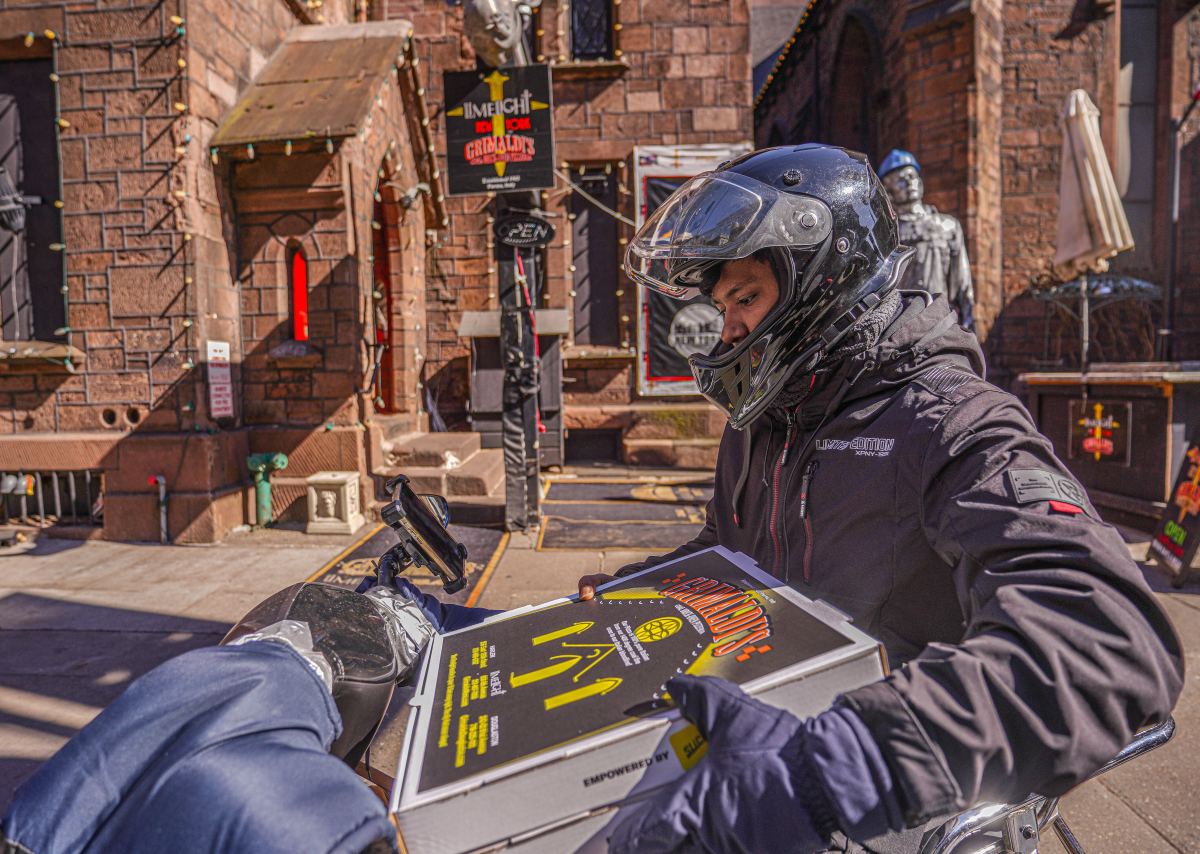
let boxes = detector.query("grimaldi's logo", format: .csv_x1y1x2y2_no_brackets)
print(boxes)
1077,402,1121,461
446,70,548,179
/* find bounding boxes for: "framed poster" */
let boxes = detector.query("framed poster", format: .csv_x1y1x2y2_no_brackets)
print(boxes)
633,143,752,397
443,65,554,196
1067,399,1132,465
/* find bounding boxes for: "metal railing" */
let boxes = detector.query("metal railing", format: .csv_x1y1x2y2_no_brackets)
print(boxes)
1,469,103,527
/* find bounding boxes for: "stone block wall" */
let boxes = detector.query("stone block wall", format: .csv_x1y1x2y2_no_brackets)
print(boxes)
754,2,1002,343
987,1,1120,383
1168,5,1200,361
378,0,752,435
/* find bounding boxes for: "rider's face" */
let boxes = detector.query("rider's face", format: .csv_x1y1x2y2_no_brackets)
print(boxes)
711,257,780,347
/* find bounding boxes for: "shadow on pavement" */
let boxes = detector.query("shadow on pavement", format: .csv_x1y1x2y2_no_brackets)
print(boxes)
0,594,229,811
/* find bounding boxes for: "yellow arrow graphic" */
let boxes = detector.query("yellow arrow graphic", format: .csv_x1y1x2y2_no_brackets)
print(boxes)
532,622,593,645
544,677,623,711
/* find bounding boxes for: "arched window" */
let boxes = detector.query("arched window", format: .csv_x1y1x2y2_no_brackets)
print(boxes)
287,243,309,342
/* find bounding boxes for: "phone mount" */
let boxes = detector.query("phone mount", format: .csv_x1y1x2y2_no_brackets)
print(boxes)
377,474,469,594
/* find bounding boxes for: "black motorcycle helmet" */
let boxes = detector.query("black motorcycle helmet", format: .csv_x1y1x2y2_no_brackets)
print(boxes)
626,144,912,429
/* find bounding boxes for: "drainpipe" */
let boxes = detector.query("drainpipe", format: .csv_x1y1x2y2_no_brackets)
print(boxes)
147,475,168,544
246,452,288,528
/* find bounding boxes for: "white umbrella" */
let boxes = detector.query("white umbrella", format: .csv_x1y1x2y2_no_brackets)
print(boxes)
1053,89,1134,368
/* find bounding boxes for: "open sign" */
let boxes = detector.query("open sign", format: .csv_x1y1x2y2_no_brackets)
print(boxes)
495,214,555,247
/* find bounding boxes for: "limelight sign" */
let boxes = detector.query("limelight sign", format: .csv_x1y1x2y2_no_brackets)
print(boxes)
444,65,554,196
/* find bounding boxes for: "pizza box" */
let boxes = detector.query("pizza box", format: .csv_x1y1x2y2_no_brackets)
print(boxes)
389,546,887,853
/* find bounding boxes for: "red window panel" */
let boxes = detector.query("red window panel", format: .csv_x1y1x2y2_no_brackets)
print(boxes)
290,247,309,341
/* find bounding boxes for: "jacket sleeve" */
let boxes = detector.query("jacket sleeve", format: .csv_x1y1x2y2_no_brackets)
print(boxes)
615,498,720,577
841,387,1183,824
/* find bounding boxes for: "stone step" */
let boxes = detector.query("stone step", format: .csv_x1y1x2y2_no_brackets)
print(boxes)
446,448,505,497
384,431,483,468
378,448,505,500
565,404,726,441
622,437,722,469
445,495,505,527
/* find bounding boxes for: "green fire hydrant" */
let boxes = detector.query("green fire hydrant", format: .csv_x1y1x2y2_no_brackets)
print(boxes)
247,452,288,528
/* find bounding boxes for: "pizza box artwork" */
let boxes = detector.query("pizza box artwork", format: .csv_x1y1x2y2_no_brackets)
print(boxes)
390,546,887,853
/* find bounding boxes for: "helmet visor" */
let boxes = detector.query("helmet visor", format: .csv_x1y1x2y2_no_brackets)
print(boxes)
626,170,833,299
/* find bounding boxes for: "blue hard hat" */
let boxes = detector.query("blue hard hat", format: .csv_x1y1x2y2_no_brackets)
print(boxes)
879,149,920,178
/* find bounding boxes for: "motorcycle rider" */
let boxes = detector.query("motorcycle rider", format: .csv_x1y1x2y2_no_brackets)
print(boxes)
577,144,1183,852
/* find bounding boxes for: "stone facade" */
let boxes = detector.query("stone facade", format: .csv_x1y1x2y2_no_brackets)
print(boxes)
380,0,753,464
0,2,434,541
756,1,1200,387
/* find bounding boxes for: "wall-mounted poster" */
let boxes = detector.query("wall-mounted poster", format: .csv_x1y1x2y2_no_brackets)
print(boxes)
1068,399,1132,465
443,65,554,196
633,144,752,396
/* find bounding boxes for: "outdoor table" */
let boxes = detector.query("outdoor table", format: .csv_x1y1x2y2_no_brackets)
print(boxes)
1020,363,1200,530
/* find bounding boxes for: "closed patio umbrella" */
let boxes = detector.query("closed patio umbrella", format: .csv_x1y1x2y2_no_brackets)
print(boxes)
1053,89,1134,369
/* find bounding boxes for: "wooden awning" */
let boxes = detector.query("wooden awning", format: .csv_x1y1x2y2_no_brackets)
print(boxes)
211,20,412,148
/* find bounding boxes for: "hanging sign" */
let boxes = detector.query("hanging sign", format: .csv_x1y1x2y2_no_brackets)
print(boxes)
495,213,555,247
1150,437,1200,577
206,340,235,419
443,65,555,196
1067,399,1132,464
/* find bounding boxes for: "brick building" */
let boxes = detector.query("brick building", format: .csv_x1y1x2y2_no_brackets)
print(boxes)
0,1,439,542
382,0,752,467
0,0,753,542
755,0,1200,387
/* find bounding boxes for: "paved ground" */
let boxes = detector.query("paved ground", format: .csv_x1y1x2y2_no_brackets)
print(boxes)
1,470,1197,851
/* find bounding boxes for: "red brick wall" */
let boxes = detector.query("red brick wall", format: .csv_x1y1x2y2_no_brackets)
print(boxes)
987,1,1119,383
381,0,752,427
1169,6,1200,360
753,3,1000,337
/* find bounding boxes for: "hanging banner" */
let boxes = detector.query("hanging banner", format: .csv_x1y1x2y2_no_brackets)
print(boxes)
634,143,752,397
443,65,554,196
1150,436,1200,578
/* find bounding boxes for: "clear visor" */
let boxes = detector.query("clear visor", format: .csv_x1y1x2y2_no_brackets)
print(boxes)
626,170,833,298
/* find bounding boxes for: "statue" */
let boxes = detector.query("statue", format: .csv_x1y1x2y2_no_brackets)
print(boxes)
879,149,975,330
463,0,539,68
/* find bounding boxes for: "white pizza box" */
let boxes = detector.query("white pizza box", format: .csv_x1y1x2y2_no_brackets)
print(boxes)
390,546,887,853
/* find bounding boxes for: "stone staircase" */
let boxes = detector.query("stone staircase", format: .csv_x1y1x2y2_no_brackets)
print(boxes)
375,428,506,525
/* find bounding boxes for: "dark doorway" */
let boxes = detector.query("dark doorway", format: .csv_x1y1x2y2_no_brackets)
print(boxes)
372,193,397,412
826,16,879,162
570,167,620,347
0,56,65,341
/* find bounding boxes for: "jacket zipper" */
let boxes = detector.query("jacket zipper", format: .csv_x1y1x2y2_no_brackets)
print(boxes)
770,411,797,577
798,459,818,582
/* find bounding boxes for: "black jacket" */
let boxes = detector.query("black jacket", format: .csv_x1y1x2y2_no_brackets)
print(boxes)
626,294,1183,826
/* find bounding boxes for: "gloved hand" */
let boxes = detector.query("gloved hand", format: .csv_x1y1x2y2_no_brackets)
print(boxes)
608,676,905,853
362,585,437,672
608,675,838,854
387,577,502,634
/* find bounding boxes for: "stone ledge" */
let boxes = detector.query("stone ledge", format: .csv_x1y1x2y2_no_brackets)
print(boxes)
550,59,630,81
0,341,85,372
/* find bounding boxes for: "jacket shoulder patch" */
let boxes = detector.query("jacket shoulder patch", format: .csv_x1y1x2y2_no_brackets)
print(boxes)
1007,469,1087,507
915,366,976,399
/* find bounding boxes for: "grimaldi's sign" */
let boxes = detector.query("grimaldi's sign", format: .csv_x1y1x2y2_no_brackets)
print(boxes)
443,65,554,196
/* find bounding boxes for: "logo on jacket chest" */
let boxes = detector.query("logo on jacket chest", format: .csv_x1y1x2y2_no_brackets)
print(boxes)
814,436,895,457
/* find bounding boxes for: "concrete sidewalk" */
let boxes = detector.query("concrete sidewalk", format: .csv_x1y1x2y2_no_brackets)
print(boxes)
0,502,1196,851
